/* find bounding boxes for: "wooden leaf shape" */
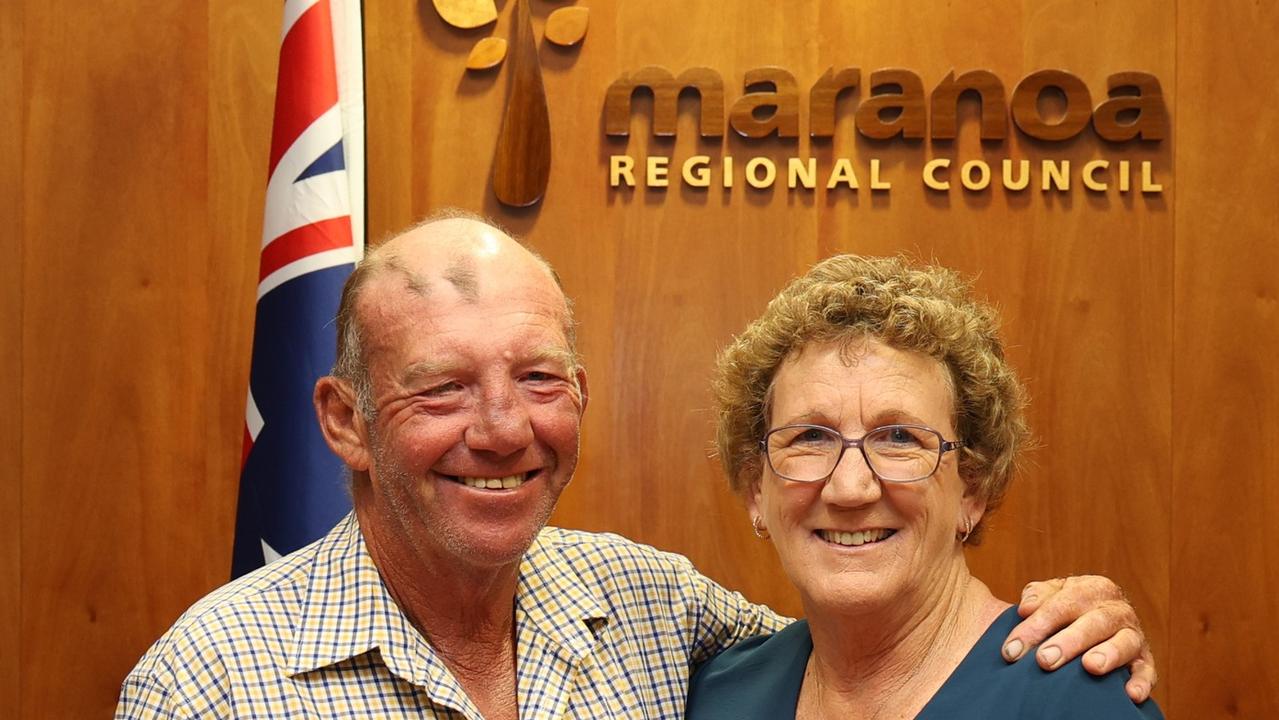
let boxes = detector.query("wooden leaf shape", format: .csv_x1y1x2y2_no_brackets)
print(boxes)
466,37,507,70
433,0,497,29
545,7,589,47
492,0,551,206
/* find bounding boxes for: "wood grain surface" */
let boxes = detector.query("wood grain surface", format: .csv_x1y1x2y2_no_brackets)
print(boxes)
1,0,24,711
1172,2,1279,715
17,0,224,715
6,1,1274,717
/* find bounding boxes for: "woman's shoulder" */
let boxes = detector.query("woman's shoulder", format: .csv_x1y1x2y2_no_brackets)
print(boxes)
922,607,1163,720
685,619,812,720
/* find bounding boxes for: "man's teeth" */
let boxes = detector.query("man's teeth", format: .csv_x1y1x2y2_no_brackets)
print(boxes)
820,529,893,546
459,474,526,490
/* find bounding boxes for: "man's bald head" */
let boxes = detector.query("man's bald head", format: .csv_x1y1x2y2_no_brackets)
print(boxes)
331,210,578,417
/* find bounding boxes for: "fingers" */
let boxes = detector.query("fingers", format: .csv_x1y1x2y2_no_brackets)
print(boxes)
1014,577,1066,619
1003,574,1158,704
1002,575,1130,664
1081,626,1144,675
1123,649,1158,703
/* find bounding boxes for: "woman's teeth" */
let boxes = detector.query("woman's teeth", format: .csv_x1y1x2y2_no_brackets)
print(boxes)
459,474,526,489
820,528,894,546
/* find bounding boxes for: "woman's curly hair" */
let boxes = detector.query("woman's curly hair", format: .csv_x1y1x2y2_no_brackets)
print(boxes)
712,254,1030,544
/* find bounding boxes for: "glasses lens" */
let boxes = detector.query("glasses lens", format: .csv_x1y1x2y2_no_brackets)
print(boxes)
766,426,842,482
864,425,941,482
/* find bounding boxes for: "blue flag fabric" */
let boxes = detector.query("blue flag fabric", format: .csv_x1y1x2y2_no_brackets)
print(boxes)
232,0,364,579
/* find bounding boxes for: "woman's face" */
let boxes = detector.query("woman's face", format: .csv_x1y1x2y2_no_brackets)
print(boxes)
750,337,983,618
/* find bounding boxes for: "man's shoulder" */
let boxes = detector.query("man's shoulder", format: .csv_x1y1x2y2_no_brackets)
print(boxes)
537,526,700,575
125,536,322,682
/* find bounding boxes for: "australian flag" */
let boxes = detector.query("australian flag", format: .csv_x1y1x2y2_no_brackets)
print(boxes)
232,0,364,578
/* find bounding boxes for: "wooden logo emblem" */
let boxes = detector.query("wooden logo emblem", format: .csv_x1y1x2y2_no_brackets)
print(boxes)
435,0,589,207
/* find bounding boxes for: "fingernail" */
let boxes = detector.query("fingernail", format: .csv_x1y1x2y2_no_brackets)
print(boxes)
1087,650,1108,672
1002,639,1024,661
1129,682,1148,701
1021,593,1038,605
1039,645,1062,668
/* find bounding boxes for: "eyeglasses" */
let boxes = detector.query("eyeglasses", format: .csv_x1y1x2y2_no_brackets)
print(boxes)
760,424,964,484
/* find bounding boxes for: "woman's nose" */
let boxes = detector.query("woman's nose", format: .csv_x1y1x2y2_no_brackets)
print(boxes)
821,449,883,507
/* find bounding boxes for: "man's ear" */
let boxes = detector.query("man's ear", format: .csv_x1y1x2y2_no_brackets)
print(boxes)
314,376,371,472
575,366,589,416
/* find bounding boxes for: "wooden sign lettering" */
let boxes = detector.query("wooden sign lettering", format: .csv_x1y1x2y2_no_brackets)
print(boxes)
604,67,725,137
729,67,800,138
1093,72,1167,141
854,69,926,140
1011,70,1092,141
930,69,1008,140
810,67,861,138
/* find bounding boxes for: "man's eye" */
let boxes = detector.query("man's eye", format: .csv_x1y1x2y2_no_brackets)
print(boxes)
524,371,559,382
424,382,461,397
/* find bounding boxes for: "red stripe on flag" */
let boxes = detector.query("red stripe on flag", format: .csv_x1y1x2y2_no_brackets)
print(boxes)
259,216,353,281
241,425,254,469
268,0,340,176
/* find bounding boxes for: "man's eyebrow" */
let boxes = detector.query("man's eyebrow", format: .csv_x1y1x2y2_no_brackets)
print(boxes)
401,360,462,385
527,346,576,368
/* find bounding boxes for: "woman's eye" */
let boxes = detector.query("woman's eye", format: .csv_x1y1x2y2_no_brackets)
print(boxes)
794,428,832,445
885,427,921,445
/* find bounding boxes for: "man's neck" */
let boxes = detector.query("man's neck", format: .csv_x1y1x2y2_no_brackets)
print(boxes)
355,502,523,720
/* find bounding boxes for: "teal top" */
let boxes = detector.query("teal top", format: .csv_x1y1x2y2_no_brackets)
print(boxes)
686,606,1162,719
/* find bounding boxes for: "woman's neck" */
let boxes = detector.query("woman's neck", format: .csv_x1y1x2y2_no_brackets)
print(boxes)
797,562,1009,720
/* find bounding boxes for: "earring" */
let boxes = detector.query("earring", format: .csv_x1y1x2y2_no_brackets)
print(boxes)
957,517,973,544
751,515,770,539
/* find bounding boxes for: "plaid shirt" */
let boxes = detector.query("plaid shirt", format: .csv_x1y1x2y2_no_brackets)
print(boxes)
117,514,785,719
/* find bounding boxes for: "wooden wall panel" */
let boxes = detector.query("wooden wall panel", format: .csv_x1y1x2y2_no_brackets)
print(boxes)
206,0,277,587
1,0,24,711
364,0,415,241
18,0,216,715
1173,2,1279,715
11,1,1275,718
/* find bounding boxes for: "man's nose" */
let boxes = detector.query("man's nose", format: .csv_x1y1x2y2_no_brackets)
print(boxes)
821,448,882,507
464,386,535,456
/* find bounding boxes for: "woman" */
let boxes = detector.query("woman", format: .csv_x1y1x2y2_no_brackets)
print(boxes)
687,255,1162,719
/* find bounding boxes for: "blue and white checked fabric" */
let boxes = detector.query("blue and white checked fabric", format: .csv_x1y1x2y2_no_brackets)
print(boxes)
117,514,787,719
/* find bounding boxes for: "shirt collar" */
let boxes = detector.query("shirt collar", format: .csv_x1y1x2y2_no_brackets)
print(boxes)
515,528,609,662
284,517,608,680
284,513,431,678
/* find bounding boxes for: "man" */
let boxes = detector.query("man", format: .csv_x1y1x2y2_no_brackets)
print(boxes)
118,213,1155,718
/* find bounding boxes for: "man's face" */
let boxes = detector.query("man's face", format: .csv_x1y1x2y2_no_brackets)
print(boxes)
354,252,586,573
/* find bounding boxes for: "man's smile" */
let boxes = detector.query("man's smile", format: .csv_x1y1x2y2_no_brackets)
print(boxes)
442,470,541,490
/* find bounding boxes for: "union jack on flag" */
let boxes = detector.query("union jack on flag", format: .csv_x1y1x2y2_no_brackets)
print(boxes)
232,0,364,578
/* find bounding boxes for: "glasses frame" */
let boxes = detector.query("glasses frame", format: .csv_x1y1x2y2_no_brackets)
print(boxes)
759,423,965,484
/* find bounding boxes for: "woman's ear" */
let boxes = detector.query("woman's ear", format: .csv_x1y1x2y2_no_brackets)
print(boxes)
961,491,988,530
